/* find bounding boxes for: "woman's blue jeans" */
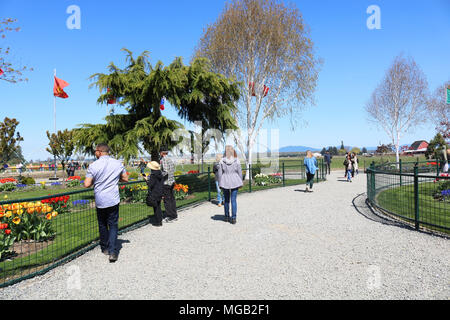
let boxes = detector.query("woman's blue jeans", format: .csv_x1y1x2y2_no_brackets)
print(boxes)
223,188,238,219
215,180,223,204
347,169,352,181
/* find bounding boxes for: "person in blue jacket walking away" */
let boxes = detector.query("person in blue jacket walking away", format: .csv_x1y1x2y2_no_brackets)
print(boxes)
304,150,318,192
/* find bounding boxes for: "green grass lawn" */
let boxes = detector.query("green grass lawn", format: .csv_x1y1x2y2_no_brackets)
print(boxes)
376,181,450,234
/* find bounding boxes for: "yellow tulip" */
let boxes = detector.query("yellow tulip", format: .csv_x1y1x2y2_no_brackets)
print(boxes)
51,211,58,217
5,211,12,218
46,213,52,220
12,216,21,224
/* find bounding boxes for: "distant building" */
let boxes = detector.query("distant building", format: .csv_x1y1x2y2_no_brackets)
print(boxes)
403,140,428,155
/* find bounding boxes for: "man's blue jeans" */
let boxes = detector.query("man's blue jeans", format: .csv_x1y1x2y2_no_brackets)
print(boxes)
96,204,119,255
223,188,238,219
215,180,223,204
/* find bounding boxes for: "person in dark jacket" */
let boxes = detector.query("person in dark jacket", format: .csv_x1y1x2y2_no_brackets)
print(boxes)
324,151,332,175
145,161,164,227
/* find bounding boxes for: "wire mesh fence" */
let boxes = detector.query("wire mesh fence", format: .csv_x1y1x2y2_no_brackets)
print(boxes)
0,160,326,288
366,160,450,235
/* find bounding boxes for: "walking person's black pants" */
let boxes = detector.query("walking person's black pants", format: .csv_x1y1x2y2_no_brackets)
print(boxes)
325,162,331,174
306,172,315,189
152,201,163,224
96,204,119,255
162,184,177,219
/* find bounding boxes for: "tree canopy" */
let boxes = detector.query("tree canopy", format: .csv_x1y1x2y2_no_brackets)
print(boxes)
46,129,75,170
73,49,240,162
0,117,23,164
194,0,321,178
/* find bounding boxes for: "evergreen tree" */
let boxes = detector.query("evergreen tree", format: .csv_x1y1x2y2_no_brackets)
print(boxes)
425,133,449,160
74,49,240,162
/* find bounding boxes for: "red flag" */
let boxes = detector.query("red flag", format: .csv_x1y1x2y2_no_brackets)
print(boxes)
0,68,4,76
263,85,269,97
53,76,69,98
107,88,116,104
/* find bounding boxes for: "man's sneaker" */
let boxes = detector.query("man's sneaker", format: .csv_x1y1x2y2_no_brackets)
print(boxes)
109,254,118,263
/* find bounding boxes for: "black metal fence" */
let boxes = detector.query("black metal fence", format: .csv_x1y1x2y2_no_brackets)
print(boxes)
0,160,326,288
366,159,450,235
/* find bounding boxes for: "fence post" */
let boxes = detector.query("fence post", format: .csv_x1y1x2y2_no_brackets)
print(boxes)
249,164,252,193
282,162,285,187
414,164,420,230
370,162,376,200
436,159,440,177
399,159,402,187
207,166,211,202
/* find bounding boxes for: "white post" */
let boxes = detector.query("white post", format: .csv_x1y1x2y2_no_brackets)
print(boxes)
53,69,57,179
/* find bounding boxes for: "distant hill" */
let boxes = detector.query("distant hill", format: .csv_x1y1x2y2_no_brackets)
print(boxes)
278,146,321,152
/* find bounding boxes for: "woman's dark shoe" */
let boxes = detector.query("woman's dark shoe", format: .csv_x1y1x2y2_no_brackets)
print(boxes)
231,219,236,224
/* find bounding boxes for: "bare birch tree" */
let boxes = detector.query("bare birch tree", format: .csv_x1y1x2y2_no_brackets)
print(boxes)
427,80,450,140
194,0,320,178
365,55,429,163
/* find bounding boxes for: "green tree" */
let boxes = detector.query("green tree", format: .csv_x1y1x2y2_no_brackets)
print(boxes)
46,129,75,172
425,133,449,160
74,49,239,163
362,147,368,154
0,117,23,165
350,147,361,155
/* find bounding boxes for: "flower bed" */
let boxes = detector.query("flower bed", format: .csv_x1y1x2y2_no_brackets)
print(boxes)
0,178,17,192
0,201,60,260
254,173,282,186
120,184,147,203
174,183,189,200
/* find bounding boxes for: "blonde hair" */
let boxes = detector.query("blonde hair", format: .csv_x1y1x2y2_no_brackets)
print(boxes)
224,145,237,159
306,150,313,158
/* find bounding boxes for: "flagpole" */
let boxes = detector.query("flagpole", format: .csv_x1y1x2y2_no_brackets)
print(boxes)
53,69,57,179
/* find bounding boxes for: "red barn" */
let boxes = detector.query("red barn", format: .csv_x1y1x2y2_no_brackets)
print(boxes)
404,140,428,155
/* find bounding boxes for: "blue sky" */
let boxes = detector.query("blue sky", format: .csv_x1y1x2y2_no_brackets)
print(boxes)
0,0,449,161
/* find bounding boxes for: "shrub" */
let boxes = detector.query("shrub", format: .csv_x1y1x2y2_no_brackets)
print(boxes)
128,172,139,179
19,176,35,185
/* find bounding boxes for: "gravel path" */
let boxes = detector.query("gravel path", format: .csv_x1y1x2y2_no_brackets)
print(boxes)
0,171,449,300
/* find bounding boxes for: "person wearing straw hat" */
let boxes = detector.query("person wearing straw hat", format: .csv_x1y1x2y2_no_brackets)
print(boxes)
145,161,164,227
159,145,178,222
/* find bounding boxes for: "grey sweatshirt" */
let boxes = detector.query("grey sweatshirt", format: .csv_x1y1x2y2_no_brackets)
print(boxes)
217,157,243,189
